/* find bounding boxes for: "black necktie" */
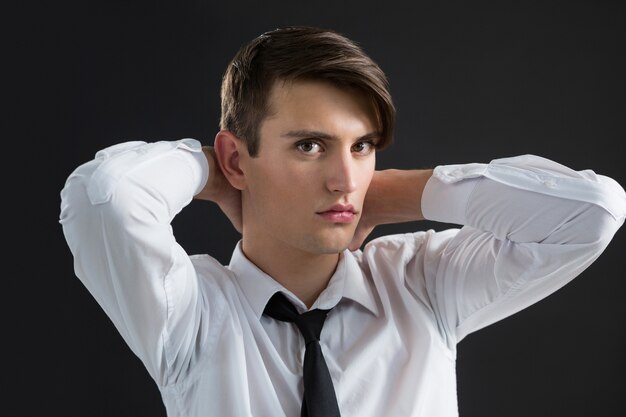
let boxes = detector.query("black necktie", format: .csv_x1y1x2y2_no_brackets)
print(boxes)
263,292,341,417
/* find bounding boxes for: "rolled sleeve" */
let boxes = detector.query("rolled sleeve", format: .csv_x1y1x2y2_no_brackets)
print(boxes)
415,154,626,343
59,138,210,385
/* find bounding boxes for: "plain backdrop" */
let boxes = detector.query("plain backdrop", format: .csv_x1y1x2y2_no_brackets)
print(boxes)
11,0,625,416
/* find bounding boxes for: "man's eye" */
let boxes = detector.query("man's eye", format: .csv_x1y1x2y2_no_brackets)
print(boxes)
296,141,322,154
352,141,375,154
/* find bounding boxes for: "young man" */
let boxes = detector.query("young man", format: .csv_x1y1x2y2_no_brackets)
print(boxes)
59,26,625,417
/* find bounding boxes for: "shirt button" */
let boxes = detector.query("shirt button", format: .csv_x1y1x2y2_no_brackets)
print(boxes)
543,179,557,188
444,168,462,181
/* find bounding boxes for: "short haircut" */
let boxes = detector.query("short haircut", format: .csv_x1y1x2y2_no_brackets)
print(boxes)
219,25,396,156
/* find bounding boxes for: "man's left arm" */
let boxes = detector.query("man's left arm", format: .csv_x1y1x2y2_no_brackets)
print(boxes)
357,154,626,342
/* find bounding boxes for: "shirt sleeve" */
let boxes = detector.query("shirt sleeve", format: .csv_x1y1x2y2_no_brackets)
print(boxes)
414,154,626,343
59,138,210,385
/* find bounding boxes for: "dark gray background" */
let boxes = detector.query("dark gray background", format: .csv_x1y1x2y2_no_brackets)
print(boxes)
14,0,624,416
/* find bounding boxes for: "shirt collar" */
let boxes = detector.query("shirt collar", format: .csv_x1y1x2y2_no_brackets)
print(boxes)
227,240,380,320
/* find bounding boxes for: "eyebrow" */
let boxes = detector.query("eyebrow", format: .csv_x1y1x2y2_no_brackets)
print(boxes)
281,129,382,143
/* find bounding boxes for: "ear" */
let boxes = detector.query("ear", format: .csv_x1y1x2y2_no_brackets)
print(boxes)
213,130,248,190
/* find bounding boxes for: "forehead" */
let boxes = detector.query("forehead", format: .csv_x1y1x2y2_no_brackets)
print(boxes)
263,79,379,132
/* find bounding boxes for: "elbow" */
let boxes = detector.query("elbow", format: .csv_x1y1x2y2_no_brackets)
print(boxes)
59,167,92,231
587,174,626,245
565,203,624,247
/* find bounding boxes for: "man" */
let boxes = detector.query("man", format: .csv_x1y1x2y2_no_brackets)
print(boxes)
59,26,626,417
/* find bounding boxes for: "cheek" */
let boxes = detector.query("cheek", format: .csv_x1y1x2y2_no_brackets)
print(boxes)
268,160,318,187
254,164,316,208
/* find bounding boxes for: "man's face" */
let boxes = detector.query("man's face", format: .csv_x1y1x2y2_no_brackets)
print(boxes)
239,79,378,255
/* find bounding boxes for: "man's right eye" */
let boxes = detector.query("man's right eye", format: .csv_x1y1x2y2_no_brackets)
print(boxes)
296,141,323,154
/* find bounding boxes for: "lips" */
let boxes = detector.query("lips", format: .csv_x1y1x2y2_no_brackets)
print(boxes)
316,204,357,223
319,204,356,213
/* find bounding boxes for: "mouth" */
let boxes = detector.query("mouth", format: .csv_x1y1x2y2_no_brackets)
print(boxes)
316,204,357,223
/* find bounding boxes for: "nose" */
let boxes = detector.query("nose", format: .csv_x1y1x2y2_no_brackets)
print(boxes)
325,149,358,194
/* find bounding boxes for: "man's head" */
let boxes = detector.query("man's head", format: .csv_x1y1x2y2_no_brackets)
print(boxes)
215,26,395,258
219,25,395,157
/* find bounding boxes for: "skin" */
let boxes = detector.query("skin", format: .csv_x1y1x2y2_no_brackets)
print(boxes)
195,79,433,307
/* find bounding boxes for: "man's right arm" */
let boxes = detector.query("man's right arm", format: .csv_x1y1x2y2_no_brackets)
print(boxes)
59,138,212,387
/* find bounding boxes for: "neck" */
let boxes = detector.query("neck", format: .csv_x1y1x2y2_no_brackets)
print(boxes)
241,234,341,309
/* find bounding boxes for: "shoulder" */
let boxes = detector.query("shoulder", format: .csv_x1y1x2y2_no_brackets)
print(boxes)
354,228,463,290
359,228,460,264
189,254,239,297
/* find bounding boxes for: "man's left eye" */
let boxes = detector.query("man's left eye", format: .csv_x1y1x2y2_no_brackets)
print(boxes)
353,141,374,153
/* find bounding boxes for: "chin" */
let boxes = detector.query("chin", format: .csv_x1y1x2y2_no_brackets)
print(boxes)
318,245,349,255
302,236,351,255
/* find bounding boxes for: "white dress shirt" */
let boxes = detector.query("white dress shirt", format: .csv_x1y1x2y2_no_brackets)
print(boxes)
59,138,626,417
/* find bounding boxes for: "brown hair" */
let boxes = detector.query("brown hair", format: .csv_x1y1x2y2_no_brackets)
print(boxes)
219,26,395,156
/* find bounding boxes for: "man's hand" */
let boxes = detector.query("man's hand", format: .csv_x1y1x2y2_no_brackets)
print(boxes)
194,146,243,233
348,168,434,251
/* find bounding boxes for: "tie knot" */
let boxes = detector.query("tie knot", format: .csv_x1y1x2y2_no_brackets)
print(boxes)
263,292,331,344
296,309,330,344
